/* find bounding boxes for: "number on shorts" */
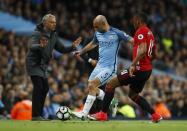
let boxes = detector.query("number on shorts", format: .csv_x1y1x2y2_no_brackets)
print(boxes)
121,70,128,75
101,73,109,79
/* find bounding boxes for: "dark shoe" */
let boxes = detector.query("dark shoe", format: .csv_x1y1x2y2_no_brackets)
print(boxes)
32,116,50,121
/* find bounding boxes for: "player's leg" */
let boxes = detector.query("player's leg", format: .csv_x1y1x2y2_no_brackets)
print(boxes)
128,71,154,114
74,67,116,119
128,86,162,122
102,69,134,113
88,68,105,101
101,75,121,113
92,70,131,120
128,86,155,115
91,76,120,121
96,85,105,101
72,68,104,119
82,67,116,115
128,71,162,122
90,84,105,114
72,78,101,120
81,78,101,116
79,67,104,117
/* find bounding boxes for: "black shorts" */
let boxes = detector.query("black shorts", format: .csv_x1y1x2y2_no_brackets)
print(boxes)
117,69,152,93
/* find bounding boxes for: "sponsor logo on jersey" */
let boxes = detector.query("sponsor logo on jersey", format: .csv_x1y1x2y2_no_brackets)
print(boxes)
109,35,115,40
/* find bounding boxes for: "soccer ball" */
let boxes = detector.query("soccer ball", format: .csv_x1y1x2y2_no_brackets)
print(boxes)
56,106,71,121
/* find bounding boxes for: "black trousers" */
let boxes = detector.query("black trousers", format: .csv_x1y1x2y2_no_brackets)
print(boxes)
30,76,49,117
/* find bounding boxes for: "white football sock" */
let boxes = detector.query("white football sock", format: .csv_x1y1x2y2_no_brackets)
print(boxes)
82,95,96,115
97,89,105,100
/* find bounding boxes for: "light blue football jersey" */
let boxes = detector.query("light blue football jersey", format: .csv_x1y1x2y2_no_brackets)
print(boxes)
93,27,132,72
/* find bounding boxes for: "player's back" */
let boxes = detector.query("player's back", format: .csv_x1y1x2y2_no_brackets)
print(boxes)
133,25,155,71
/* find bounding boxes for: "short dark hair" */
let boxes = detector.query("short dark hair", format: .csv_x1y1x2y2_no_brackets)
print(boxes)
135,12,148,23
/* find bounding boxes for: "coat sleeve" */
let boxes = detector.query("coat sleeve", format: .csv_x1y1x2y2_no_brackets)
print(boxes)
28,31,42,51
54,38,76,53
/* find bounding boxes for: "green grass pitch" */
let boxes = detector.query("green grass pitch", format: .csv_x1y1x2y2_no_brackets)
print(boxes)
0,120,187,131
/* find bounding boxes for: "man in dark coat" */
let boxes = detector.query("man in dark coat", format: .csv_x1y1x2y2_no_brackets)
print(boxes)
26,14,82,120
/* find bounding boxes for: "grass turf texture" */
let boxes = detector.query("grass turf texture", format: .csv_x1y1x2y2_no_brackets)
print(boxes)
0,120,187,131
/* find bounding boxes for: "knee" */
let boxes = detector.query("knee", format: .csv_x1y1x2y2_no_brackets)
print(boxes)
105,83,114,92
88,81,97,93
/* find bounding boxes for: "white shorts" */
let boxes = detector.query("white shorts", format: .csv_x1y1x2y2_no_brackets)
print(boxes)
88,65,116,85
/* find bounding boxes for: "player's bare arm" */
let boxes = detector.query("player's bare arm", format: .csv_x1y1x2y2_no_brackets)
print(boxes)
128,38,134,45
129,43,147,76
81,40,98,55
75,40,98,56
151,44,158,60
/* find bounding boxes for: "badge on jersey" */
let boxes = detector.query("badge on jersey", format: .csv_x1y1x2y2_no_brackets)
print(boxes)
138,34,144,40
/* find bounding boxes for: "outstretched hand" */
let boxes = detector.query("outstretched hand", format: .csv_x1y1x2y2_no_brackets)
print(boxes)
72,37,82,48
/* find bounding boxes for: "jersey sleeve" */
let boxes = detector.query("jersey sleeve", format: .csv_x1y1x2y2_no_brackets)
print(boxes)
115,29,132,42
92,33,99,44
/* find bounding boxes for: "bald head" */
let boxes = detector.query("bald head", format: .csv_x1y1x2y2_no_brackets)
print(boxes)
94,15,108,25
93,15,109,33
42,14,56,31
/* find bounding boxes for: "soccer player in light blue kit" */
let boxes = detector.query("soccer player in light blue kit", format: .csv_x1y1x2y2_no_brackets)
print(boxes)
73,15,133,119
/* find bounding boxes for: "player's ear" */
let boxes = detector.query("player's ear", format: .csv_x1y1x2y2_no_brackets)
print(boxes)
101,21,105,26
137,19,141,26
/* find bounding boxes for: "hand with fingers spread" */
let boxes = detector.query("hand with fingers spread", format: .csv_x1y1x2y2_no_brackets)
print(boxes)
72,37,82,49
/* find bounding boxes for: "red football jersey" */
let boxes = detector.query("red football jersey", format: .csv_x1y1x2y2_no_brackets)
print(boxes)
133,25,155,71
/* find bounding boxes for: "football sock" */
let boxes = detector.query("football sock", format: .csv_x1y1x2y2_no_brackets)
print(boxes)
102,85,115,113
131,95,155,115
82,95,96,115
96,89,105,100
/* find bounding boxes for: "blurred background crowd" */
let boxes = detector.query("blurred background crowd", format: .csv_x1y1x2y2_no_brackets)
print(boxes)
0,0,187,120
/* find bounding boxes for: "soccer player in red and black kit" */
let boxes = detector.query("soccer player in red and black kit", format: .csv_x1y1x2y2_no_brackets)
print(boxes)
92,13,162,122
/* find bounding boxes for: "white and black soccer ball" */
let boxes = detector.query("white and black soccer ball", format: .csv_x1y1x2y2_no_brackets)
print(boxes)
56,106,71,121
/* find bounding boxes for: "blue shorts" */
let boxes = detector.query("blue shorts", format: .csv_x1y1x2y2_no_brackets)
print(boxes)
88,65,116,85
